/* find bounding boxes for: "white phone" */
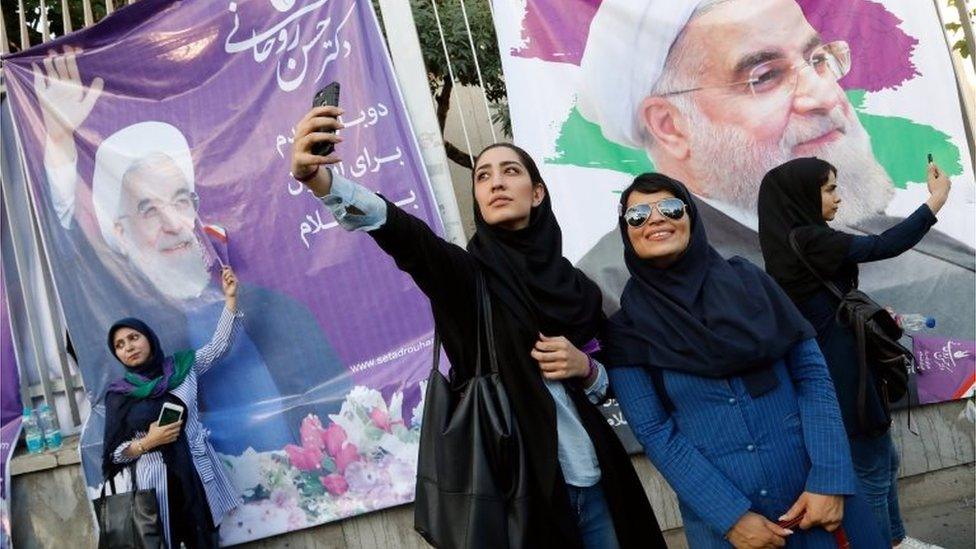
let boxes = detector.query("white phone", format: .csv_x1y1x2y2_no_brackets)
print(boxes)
157,402,185,427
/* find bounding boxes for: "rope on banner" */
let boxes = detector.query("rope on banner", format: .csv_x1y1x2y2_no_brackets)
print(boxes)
429,0,475,166
459,0,497,142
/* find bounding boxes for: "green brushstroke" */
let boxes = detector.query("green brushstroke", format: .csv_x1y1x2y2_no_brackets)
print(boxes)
846,90,963,189
547,107,653,174
547,92,963,189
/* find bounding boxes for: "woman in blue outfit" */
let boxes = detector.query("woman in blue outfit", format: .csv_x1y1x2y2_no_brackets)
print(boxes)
758,157,952,548
602,173,883,548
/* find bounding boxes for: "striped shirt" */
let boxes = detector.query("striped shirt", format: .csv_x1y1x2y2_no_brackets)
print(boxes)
113,306,243,548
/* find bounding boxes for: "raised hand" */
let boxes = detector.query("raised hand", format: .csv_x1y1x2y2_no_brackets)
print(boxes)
33,46,104,144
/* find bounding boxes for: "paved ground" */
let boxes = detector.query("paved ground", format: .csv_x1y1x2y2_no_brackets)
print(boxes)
900,493,975,549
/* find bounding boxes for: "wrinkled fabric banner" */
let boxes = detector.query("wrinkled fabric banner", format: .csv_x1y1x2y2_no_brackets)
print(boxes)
0,267,21,549
2,0,441,543
494,0,975,435
914,336,976,405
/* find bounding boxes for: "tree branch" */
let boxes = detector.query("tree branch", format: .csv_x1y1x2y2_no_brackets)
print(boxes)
443,140,473,169
436,78,453,132
435,79,473,169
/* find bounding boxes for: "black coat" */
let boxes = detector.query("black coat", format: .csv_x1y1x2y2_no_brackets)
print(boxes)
369,201,665,549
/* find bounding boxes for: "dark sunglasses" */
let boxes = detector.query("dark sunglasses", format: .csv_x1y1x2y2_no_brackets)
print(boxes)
621,198,687,228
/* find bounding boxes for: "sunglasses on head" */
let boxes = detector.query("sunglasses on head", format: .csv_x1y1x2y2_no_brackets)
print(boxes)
621,198,687,228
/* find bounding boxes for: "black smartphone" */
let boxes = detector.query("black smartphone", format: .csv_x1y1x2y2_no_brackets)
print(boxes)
311,82,341,158
927,153,933,164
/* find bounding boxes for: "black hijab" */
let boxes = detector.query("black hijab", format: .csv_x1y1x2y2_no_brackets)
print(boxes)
603,173,815,395
466,143,604,347
758,157,854,302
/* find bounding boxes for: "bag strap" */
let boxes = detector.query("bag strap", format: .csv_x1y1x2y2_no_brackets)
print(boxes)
788,230,847,301
475,273,500,376
429,331,442,371
853,309,872,432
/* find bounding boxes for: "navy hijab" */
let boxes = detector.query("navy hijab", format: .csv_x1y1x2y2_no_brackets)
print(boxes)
758,157,854,302
603,173,815,395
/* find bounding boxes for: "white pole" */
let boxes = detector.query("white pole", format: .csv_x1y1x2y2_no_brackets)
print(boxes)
375,0,467,245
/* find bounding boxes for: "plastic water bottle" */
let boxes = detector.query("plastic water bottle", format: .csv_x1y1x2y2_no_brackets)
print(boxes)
37,404,62,451
895,314,936,332
22,408,45,454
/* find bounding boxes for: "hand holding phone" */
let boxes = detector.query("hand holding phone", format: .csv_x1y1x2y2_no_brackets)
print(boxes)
158,402,184,426
311,82,341,158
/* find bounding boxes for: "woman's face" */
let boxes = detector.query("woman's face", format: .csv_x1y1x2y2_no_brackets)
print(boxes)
820,170,841,222
112,327,152,368
625,189,691,267
473,147,545,231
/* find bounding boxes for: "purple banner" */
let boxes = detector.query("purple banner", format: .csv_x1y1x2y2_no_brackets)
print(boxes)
1,265,21,549
913,336,976,405
2,0,440,542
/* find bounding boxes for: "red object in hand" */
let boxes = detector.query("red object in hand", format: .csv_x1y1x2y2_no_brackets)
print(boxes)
777,513,849,548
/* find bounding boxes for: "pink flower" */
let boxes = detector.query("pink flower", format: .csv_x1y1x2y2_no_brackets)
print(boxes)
320,473,349,496
284,443,322,472
334,442,360,474
299,415,326,451
322,423,347,457
369,407,392,433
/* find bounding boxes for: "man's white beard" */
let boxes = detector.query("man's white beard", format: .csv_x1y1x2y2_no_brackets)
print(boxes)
683,103,894,225
123,239,211,301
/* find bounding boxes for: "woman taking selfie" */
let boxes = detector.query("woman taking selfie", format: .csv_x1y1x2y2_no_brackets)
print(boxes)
758,157,951,548
288,105,664,549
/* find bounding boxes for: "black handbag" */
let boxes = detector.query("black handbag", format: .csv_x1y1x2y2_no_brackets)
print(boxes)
414,274,531,549
789,230,912,433
95,466,163,549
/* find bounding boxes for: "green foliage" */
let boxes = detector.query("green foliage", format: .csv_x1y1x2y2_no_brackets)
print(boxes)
944,0,975,59
3,0,109,52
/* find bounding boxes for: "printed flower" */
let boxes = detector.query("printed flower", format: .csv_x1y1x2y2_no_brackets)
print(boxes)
284,443,322,472
333,442,360,474
329,386,388,452
382,455,416,500
322,423,347,457
270,488,297,509
370,406,393,433
411,380,428,429
320,473,349,496
227,500,305,538
344,460,392,501
299,414,327,451
220,447,268,491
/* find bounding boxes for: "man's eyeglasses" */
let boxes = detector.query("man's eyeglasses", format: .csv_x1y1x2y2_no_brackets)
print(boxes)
118,191,200,224
659,41,851,99
621,198,687,228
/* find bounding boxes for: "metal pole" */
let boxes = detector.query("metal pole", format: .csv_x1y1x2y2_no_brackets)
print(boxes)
375,0,468,245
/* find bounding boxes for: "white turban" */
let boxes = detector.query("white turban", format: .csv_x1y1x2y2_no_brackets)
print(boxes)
577,0,704,149
91,121,194,251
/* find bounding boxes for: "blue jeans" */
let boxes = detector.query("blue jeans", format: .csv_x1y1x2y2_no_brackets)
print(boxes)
566,482,621,549
849,431,906,544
